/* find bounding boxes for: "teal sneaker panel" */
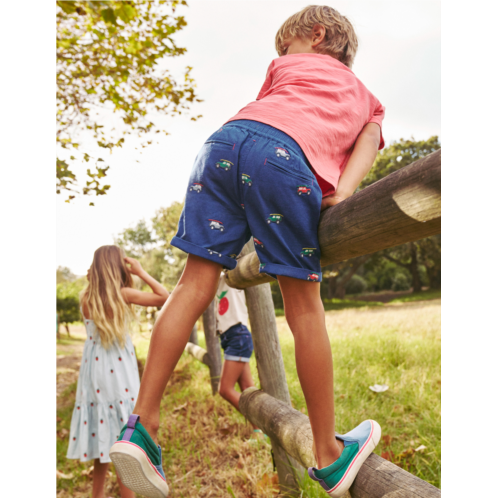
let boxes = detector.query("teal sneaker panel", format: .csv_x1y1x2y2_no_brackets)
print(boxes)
312,444,358,488
117,416,161,467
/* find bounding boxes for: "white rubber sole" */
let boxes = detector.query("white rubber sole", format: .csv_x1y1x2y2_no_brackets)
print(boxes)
328,420,381,497
110,441,169,498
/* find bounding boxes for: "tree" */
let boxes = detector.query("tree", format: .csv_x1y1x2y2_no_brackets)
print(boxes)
115,200,185,290
115,219,155,258
57,265,77,284
57,278,87,337
322,136,442,297
56,0,201,203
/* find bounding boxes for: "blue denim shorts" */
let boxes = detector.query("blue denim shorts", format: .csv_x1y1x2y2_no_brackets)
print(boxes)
220,323,254,362
171,119,322,282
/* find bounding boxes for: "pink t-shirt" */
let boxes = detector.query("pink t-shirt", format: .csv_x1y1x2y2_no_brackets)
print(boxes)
226,53,385,196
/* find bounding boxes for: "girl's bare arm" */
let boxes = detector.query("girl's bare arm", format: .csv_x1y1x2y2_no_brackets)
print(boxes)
121,257,170,307
321,122,381,211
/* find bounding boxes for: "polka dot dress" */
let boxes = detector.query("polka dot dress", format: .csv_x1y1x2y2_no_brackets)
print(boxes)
66,313,140,463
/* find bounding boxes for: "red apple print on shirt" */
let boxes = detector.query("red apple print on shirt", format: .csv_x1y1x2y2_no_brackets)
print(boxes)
90,336,92,340
125,388,128,392
217,290,229,315
119,357,122,361
84,421,87,425
91,403,94,407
131,397,134,401
110,405,113,409
96,357,98,361
84,453,87,458
92,433,95,437
73,437,76,441
101,452,103,457
77,406,80,410
120,401,123,404
110,369,113,373
100,419,103,424
96,389,100,393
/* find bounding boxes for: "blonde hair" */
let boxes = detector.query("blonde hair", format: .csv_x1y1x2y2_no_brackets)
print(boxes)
275,5,358,68
81,245,134,349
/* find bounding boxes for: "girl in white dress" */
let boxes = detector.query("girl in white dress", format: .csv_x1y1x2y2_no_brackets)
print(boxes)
66,245,170,498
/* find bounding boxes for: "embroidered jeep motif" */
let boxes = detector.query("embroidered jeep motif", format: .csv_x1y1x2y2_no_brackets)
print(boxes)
297,185,311,195
209,219,224,231
216,159,233,170
241,173,252,186
259,263,266,269
254,238,264,248
307,273,320,281
275,147,290,160
267,213,284,224
208,249,223,257
301,248,316,257
189,183,203,193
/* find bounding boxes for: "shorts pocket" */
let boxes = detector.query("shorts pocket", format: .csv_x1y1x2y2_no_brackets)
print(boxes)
265,159,314,183
205,139,234,149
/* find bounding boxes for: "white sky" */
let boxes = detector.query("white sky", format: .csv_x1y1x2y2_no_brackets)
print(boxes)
57,0,441,275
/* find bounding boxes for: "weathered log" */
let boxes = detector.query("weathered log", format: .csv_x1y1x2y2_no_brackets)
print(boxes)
226,149,441,289
240,388,441,498
184,342,210,367
202,301,222,395
241,242,303,496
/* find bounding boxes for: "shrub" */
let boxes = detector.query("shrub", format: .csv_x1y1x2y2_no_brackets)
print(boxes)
345,274,368,295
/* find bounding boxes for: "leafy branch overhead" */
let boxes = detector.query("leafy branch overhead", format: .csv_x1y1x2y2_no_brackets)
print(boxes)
56,0,202,204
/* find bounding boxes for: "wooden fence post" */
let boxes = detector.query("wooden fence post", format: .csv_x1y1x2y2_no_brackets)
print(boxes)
238,241,303,496
189,324,198,345
202,300,222,395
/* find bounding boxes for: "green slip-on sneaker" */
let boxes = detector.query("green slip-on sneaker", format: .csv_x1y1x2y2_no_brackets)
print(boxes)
110,414,169,498
308,420,381,497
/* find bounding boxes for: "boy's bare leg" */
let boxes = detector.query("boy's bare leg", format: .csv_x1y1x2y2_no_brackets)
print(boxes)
133,254,223,443
278,275,344,469
92,460,109,498
218,360,248,410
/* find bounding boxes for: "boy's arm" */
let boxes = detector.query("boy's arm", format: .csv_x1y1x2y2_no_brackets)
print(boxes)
320,123,381,211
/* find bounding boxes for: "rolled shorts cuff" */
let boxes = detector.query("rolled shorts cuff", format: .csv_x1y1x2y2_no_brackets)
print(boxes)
224,354,251,363
259,262,322,282
171,236,238,270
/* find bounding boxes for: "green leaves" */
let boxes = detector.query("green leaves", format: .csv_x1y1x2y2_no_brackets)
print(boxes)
57,0,201,204
115,3,137,23
101,7,117,25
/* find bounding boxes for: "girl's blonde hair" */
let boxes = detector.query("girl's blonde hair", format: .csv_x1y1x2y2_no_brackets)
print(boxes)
275,5,358,68
81,245,134,349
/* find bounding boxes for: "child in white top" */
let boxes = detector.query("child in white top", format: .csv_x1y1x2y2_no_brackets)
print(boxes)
215,273,256,412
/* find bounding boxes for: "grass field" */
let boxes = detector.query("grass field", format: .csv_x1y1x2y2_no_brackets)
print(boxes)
57,296,440,497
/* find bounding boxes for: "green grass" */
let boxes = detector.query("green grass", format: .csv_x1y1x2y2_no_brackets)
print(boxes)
57,302,440,496
390,289,441,303
277,301,441,490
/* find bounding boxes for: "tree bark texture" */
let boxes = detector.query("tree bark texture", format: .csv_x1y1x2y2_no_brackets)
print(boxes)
202,301,222,395
226,149,441,289
188,324,198,345
240,242,303,496
240,388,441,498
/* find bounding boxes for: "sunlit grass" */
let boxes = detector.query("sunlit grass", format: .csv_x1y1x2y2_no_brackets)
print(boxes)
57,300,440,496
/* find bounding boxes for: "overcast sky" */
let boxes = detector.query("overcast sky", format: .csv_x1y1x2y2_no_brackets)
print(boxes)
57,0,441,275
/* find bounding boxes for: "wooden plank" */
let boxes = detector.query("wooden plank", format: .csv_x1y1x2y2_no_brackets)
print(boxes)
202,300,222,395
225,149,441,289
239,388,440,498
240,242,303,496
184,342,210,367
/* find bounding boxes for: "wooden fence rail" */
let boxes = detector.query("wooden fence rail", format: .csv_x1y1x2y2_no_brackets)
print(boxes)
240,388,441,498
225,149,441,289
